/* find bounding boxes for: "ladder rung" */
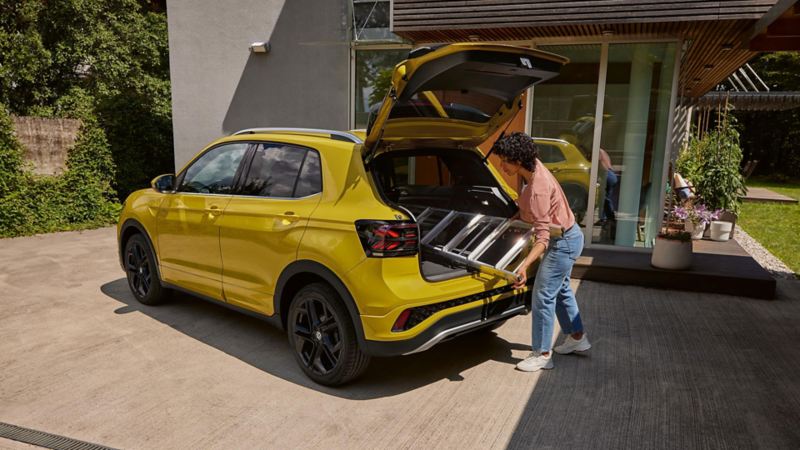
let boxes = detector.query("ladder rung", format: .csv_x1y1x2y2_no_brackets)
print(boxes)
494,230,533,270
421,210,459,245
467,219,513,262
443,214,484,251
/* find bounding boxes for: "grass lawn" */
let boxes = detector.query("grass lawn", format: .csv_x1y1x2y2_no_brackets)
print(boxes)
738,177,800,276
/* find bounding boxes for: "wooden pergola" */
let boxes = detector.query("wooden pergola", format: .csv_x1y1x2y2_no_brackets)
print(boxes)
391,0,800,98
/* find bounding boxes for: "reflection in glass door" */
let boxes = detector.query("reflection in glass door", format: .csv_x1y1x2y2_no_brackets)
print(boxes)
593,43,676,247
530,45,601,231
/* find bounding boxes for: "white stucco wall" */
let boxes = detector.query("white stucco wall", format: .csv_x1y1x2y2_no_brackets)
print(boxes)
167,0,351,168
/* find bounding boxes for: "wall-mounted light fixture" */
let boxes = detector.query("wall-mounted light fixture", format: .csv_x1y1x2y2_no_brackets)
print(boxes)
467,34,481,42
249,41,271,53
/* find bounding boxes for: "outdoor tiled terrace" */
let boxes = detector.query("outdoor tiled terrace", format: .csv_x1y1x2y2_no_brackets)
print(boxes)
1,228,799,448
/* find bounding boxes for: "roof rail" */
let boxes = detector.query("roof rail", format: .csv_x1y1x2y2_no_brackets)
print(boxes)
231,127,363,144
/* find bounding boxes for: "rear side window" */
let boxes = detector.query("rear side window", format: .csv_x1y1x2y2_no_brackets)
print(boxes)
294,150,322,197
179,143,248,194
240,144,322,198
537,143,566,164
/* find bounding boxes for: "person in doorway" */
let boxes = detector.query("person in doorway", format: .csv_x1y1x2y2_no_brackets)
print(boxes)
599,148,617,222
492,132,591,372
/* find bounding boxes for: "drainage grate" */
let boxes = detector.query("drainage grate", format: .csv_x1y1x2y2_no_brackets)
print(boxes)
0,422,117,450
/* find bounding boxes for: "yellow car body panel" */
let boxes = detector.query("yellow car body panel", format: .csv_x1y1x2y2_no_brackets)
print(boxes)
536,138,591,194
219,192,322,316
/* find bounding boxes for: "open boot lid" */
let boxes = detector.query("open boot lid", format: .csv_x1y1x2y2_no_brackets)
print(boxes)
363,43,568,159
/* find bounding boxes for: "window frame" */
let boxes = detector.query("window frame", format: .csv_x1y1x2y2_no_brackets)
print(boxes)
233,141,324,200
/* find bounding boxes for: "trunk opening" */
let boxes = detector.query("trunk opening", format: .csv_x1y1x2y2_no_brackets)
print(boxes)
370,148,519,281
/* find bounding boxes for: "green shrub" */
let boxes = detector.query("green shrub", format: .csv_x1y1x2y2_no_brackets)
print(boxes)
0,104,119,238
676,111,747,215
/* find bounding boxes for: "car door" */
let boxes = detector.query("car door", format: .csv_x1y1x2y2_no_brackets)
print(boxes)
219,142,323,316
157,142,249,301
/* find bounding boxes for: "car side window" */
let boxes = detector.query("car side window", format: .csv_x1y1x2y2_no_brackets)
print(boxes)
294,150,322,197
179,143,248,194
240,144,319,198
538,144,567,164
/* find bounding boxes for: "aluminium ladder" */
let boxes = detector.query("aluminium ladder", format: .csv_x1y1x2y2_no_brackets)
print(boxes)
410,206,534,283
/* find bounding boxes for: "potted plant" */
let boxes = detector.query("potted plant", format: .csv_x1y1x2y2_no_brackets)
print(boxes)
675,107,746,239
652,200,693,270
672,202,721,240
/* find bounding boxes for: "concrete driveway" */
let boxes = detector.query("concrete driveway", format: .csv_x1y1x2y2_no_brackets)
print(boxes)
1,227,800,449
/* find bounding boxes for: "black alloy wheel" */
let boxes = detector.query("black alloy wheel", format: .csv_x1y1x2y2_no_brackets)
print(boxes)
126,240,152,298
124,234,167,305
287,283,370,386
291,297,343,375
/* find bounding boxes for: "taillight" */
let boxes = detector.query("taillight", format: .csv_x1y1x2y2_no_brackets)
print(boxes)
355,220,419,257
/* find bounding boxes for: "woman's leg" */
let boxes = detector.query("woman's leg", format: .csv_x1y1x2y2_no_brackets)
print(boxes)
554,274,583,336
531,242,572,353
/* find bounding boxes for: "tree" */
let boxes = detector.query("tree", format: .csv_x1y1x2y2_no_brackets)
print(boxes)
734,52,800,180
0,0,172,198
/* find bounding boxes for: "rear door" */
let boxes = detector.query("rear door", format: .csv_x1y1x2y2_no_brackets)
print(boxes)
219,142,323,316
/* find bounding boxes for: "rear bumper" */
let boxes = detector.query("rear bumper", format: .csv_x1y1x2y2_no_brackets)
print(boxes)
362,289,530,357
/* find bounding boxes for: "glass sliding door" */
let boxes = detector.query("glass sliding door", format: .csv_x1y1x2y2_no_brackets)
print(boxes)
592,42,676,247
530,45,601,230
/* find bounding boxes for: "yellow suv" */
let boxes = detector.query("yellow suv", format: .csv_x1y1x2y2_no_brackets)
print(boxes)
117,43,567,385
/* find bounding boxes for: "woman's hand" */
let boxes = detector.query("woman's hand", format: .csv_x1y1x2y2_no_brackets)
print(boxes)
513,264,528,289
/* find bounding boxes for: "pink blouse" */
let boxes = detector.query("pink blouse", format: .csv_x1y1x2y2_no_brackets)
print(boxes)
517,159,576,248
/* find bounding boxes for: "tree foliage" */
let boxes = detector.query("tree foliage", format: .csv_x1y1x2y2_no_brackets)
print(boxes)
734,52,800,180
0,0,172,199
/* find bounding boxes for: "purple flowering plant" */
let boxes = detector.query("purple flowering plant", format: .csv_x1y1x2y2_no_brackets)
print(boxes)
672,202,721,227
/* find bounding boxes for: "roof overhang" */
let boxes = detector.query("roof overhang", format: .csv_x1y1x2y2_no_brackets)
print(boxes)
745,0,800,50
391,1,800,98
690,91,800,111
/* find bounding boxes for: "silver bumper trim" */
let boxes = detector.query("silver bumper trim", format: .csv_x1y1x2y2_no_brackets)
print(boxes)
402,304,528,355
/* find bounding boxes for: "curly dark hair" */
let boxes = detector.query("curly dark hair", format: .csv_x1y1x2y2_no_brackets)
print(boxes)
490,131,539,172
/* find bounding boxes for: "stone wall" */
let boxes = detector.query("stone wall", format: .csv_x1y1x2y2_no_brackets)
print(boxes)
12,116,82,176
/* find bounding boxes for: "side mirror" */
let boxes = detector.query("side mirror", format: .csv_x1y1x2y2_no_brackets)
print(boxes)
151,174,175,193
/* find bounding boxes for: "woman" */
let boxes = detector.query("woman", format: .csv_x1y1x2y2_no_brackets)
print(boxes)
492,132,591,372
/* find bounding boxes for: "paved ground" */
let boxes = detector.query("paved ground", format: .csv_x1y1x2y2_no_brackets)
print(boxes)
743,187,798,204
1,227,800,449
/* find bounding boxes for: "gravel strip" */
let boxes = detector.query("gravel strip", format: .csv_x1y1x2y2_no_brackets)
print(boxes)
734,227,797,280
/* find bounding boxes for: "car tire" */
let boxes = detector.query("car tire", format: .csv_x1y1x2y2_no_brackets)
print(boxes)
124,234,168,306
287,282,370,386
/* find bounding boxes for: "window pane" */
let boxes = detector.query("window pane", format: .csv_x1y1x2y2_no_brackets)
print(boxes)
388,90,504,123
353,1,399,41
595,43,676,247
355,49,409,128
532,44,601,227
537,143,567,164
180,143,248,194
294,150,322,197
241,145,306,197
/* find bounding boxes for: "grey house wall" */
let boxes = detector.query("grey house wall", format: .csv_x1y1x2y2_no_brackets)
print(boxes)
167,0,351,168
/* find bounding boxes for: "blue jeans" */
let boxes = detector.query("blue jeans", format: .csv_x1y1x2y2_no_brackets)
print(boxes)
531,224,584,352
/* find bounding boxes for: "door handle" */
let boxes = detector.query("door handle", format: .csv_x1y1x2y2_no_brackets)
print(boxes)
205,205,222,216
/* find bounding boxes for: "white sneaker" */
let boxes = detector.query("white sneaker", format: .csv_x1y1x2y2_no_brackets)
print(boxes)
553,333,591,354
515,351,554,372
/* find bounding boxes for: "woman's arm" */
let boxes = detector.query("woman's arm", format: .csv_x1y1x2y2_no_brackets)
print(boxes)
513,241,546,288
